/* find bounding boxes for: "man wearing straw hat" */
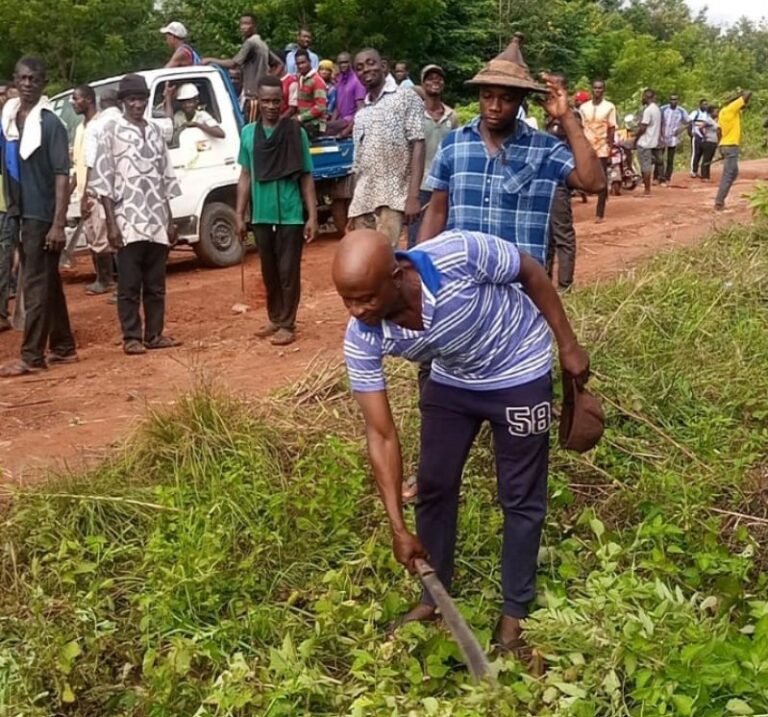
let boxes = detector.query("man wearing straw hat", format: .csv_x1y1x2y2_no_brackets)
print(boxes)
417,34,605,266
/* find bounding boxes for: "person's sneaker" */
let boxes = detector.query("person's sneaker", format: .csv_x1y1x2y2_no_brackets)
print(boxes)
0,316,11,333
690,172,698,178
255,322,279,338
270,328,295,346
107,292,117,305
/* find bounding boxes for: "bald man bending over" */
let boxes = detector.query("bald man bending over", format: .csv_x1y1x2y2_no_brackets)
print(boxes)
333,228,590,656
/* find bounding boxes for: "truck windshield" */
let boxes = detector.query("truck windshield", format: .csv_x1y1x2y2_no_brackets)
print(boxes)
50,81,120,147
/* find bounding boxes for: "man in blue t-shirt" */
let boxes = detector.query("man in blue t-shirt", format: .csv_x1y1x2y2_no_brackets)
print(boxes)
333,227,591,657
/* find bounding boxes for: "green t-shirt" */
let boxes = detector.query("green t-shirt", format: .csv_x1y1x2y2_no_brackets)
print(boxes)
238,123,313,225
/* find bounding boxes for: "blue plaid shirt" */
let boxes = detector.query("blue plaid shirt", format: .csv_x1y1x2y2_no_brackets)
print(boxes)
425,117,575,264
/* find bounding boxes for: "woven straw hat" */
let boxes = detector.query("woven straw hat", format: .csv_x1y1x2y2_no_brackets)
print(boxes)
467,33,547,93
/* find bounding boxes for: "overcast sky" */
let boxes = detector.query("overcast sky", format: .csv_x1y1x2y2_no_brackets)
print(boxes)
685,0,766,26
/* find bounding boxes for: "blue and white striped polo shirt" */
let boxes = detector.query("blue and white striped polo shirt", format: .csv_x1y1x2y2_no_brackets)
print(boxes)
343,230,553,392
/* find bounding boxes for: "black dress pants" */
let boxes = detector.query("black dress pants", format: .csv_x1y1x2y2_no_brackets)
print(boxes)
18,219,75,366
116,241,168,343
252,224,304,330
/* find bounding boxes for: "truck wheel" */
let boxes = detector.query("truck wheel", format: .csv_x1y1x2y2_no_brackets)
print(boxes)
194,202,244,268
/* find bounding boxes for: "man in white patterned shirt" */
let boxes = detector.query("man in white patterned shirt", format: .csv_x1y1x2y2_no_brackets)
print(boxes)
334,227,591,656
347,48,425,248
91,74,181,355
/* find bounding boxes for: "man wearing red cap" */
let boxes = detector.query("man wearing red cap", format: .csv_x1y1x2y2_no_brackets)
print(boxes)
573,90,590,109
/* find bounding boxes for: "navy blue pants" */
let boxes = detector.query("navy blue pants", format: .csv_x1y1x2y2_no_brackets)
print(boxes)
416,374,551,618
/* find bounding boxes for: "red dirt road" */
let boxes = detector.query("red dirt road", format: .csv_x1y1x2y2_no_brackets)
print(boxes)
2,161,766,482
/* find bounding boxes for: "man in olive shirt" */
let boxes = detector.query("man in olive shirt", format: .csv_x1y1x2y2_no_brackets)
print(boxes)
235,76,318,347
0,57,76,375
203,13,280,101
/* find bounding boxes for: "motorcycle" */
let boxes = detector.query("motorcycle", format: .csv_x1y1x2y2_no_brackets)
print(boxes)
609,114,641,194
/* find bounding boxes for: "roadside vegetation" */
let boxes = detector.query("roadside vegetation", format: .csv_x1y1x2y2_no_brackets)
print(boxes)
2,222,767,716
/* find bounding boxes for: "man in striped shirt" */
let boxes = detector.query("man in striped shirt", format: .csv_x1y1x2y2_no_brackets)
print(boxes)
333,227,590,655
294,49,327,138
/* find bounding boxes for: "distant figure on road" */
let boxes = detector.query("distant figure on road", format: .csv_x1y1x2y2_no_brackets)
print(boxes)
546,91,582,293
715,91,752,211
658,94,689,184
633,88,662,196
161,22,201,68
688,98,710,178
698,106,719,182
579,79,616,223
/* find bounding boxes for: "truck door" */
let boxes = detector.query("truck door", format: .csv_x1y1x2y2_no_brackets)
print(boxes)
149,74,240,221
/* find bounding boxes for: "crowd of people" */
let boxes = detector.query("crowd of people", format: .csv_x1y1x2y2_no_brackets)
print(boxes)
0,13,759,662
0,14,754,367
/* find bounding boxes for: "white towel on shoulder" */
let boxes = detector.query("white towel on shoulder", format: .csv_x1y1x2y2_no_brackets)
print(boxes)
1,95,53,160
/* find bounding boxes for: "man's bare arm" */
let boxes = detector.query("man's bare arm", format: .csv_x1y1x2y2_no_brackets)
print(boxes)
201,57,238,70
355,390,426,571
416,189,448,243
561,111,606,193
516,253,590,385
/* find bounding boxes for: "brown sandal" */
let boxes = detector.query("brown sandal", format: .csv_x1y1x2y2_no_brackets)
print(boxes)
388,603,440,636
123,340,147,355
0,360,45,377
144,336,181,350
493,627,546,676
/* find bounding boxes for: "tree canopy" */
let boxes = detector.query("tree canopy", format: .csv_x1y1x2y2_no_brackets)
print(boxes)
1,0,766,112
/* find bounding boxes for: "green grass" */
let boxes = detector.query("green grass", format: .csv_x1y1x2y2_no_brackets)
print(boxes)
1,226,768,716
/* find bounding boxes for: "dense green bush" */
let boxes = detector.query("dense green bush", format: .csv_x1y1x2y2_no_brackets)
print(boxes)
1,226,767,715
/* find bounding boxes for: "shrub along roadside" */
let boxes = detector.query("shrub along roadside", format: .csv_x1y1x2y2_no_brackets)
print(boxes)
1,226,767,716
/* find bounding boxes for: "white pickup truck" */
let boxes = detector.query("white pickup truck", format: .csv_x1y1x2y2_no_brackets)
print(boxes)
51,65,353,267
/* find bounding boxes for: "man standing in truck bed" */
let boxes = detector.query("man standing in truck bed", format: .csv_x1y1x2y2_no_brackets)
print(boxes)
202,13,280,101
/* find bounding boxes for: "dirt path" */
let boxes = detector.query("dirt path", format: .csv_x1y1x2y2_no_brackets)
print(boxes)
2,160,766,483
